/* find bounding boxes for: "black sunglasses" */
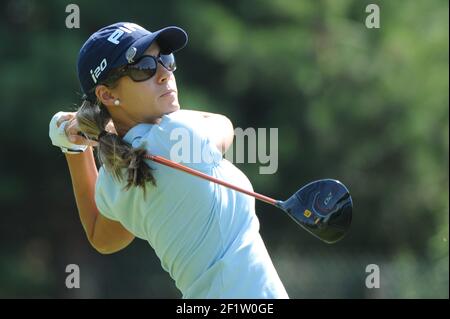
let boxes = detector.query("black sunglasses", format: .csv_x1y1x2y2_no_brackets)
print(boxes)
117,53,177,82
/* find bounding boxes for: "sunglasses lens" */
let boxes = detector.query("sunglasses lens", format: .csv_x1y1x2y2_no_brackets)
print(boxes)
128,56,157,81
160,54,176,72
126,54,177,81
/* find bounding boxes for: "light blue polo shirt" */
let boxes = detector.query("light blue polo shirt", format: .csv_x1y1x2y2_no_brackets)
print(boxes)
94,110,289,299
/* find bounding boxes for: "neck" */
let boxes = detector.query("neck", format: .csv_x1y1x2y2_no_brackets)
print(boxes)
110,118,136,138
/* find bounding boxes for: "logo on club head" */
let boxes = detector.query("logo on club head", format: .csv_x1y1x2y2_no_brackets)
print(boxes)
324,192,333,206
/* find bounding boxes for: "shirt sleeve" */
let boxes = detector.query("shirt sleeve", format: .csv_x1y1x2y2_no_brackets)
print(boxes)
94,167,119,221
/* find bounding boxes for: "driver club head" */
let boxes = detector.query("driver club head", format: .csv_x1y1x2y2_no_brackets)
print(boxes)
276,179,353,244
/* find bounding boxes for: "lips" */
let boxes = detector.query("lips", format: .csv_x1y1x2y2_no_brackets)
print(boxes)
160,90,176,98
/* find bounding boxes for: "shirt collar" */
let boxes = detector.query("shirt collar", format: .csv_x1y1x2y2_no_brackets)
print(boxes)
122,113,172,144
123,123,153,145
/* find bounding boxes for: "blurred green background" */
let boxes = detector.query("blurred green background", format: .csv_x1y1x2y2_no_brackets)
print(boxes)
0,0,448,298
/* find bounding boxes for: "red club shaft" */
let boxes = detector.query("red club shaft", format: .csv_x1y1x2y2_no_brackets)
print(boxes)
144,154,278,206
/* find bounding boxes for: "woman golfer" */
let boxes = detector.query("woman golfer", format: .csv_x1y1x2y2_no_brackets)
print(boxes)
49,22,288,299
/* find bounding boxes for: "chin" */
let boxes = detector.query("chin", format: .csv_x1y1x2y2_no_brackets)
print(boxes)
164,102,180,113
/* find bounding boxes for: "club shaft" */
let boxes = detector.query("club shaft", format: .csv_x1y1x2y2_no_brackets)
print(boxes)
144,154,278,206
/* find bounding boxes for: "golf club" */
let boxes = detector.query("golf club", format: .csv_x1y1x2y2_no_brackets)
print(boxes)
144,154,353,244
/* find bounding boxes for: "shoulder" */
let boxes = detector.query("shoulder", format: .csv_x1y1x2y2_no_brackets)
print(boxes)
163,110,198,128
123,110,203,145
151,110,206,139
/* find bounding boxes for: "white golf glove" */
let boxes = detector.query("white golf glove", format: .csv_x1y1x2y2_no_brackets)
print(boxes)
49,111,88,154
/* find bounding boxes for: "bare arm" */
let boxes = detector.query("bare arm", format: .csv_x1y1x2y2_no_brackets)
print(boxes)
60,116,135,254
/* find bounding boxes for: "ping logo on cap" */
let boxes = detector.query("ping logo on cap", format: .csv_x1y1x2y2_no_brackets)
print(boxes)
107,23,145,45
90,58,107,84
126,47,137,63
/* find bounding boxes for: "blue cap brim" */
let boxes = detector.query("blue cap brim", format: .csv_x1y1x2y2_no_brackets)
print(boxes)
130,26,188,58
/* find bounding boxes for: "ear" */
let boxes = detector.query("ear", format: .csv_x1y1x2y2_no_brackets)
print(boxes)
95,85,118,107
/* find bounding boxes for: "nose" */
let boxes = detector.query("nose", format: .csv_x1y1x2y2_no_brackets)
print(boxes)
155,62,171,84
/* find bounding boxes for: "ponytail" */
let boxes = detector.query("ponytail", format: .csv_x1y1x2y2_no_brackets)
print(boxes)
76,99,156,194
